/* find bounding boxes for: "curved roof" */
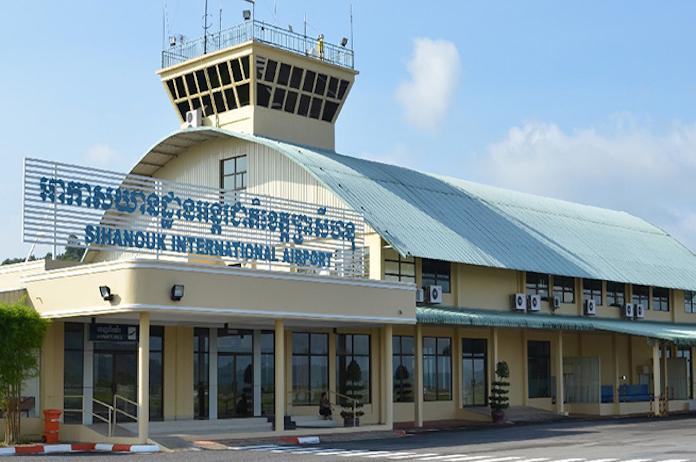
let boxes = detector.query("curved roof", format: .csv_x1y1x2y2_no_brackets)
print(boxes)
134,127,696,291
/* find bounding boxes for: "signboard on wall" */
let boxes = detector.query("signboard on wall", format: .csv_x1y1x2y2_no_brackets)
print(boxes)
90,324,138,342
22,158,367,277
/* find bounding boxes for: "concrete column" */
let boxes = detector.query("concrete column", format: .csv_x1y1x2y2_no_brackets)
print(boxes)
137,312,150,443
83,324,94,425
555,331,564,415
652,342,661,416
415,324,424,427
209,328,218,420
253,330,262,417
612,333,620,414
383,325,394,428
274,320,285,432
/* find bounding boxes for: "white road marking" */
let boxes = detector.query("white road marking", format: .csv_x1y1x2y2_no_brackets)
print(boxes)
620,460,652,462
340,450,390,457
515,459,549,462
476,458,522,462
436,457,497,462
390,454,439,460
585,459,618,462
545,459,585,462
656,460,689,462
417,455,470,461
366,452,418,458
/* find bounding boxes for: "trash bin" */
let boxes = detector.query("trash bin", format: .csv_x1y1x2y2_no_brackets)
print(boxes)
43,409,62,443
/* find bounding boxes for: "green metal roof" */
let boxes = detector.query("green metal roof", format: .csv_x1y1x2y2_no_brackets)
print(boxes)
417,306,696,346
135,128,696,291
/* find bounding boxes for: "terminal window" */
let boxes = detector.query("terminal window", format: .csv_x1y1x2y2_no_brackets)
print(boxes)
553,276,575,304
292,333,329,405
583,279,603,305
392,336,415,402
220,155,248,193
526,272,549,300
632,285,649,308
652,287,670,312
336,334,371,405
383,248,415,284
421,259,451,293
63,323,84,424
686,291,696,313
606,282,625,307
527,340,551,398
423,336,452,401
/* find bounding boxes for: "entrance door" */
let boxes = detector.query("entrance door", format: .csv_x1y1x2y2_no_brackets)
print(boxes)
218,330,254,418
462,338,487,406
93,350,138,422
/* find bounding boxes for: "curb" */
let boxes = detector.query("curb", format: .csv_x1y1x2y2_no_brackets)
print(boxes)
279,436,321,445
0,443,159,456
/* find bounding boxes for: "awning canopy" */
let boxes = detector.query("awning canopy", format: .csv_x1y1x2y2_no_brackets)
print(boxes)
417,306,696,346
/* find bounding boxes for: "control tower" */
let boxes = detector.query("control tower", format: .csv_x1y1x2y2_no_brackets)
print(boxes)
158,19,357,150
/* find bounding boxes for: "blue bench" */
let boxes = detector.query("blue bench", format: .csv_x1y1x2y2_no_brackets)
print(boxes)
619,384,651,402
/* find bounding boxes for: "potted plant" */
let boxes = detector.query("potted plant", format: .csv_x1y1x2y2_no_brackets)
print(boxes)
339,359,365,427
489,361,510,423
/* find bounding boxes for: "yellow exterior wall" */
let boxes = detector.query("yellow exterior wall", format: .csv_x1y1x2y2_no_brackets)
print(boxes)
163,326,194,420
40,321,64,412
23,260,414,323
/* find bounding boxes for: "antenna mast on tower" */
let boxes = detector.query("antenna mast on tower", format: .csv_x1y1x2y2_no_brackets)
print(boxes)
203,0,211,54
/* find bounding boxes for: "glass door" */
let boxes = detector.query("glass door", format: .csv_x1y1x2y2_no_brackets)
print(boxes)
93,350,138,422
218,330,254,418
462,338,487,406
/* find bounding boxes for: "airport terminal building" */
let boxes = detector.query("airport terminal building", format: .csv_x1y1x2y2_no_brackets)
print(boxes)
3,19,696,444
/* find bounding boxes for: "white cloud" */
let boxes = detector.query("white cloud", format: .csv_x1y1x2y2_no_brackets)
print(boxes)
471,118,696,252
84,143,118,167
396,38,462,132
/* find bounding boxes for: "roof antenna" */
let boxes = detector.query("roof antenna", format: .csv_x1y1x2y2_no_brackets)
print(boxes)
203,0,211,54
219,0,223,35
350,1,354,51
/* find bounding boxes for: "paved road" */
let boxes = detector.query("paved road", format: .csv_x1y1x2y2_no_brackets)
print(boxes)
13,416,696,461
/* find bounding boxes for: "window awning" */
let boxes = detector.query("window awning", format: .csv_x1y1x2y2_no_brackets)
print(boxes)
416,306,696,346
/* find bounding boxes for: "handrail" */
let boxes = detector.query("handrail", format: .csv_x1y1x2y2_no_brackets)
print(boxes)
112,394,138,433
286,389,360,428
64,395,114,437
161,19,355,69
113,394,138,407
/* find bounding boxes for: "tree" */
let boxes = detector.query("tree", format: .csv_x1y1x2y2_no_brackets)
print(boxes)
339,359,365,426
0,301,49,444
489,361,510,423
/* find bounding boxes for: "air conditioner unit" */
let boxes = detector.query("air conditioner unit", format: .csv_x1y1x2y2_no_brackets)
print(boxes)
528,294,541,312
426,285,442,304
551,295,561,310
624,303,635,319
512,293,527,312
185,108,203,128
584,298,597,316
415,288,425,304
635,303,645,319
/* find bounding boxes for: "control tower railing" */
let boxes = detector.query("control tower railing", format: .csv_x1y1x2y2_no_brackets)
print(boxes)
161,20,354,70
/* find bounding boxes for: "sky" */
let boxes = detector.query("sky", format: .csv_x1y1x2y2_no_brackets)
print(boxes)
0,0,695,260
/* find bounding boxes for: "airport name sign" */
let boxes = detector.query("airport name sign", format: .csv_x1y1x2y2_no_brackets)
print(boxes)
23,158,366,275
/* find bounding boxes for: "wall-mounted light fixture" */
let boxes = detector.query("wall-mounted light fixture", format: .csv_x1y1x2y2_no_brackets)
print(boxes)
242,9,251,20
99,286,113,301
341,37,349,47
170,284,185,301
